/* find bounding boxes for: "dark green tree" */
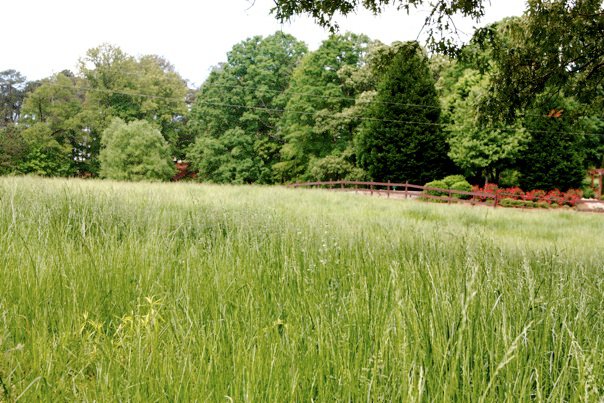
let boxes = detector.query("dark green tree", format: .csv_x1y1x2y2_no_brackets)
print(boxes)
517,94,586,191
0,125,27,174
356,41,452,183
19,123,75,176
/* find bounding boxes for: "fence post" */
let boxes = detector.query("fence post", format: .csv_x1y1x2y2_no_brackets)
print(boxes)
404,181,408,199
448,189,452,204
387,180,391,198
370,184,374,196
494,193,498,208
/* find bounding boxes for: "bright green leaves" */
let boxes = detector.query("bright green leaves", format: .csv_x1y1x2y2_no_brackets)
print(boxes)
99,118,175,181
442,68,529,183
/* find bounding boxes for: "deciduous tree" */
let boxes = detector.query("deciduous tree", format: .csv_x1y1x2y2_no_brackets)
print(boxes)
275,33,370,181
188,32,307,183
99,118,175,181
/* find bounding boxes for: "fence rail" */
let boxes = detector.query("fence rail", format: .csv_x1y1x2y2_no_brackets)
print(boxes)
287,180,604,212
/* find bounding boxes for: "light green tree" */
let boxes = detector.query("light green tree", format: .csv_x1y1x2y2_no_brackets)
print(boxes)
80,45,189,159
442,69,528,184
99,118,174,181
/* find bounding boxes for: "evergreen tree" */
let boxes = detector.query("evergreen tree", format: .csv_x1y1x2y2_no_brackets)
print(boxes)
356,41,452,183
517,94,586,191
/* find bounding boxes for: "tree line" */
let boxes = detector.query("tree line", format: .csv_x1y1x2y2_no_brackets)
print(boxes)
1,6,603,191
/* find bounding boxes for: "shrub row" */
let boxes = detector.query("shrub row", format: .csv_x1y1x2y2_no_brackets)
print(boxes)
472,185,583,207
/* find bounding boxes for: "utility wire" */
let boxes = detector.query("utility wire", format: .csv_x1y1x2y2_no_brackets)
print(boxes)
33,81,604,138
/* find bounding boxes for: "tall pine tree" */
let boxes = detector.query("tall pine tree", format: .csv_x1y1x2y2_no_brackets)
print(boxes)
518,93,586,191
356,42,452,183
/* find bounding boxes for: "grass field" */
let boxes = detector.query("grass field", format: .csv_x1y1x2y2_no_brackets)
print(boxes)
1,176,603,401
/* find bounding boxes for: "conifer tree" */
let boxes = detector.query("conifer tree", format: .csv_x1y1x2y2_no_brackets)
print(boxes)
356,42,452,183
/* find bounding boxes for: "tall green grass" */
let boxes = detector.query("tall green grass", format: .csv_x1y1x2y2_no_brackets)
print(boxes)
0,176,603,401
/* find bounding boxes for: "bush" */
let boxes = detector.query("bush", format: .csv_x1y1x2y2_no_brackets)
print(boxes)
308,154,360,182
582,187,595,199
442,175,466,188
524,189,546,202
563,189,582,206
100,118,175,181
498,187,524,200
499,198,515,207
536,201,550,209
424,180,448,196
451,180,473,199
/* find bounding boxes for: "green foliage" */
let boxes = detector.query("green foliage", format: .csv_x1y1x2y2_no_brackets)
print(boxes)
440,68,529,183
307,149,366,181
424,180,448,196
450,180,472,199
188,33,307,183
276,33,370,182
356,41,452,183
80,45,189,159
442,174,466,189
0,125,27,174
20,73,90,174
498,169,520,188
99,118,174,181
477,2,604,119
187,128,263,184
582,187,596,199
19,123,74,176
518,94,586,191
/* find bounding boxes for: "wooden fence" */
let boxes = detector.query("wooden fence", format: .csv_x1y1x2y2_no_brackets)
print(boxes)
287,180,604,212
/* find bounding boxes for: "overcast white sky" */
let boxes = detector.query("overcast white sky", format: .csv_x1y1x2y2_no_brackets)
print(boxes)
2,0,526,87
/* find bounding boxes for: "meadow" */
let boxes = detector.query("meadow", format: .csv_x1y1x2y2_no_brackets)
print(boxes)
0,176,603,401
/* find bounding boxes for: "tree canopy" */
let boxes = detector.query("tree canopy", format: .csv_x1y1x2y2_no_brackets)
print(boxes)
271,0,604,112
188,32,307,183
271,0,487,53
1,16,603,192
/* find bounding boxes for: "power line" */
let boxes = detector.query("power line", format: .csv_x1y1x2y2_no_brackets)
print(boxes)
30,81,604,138
69,67,599,123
